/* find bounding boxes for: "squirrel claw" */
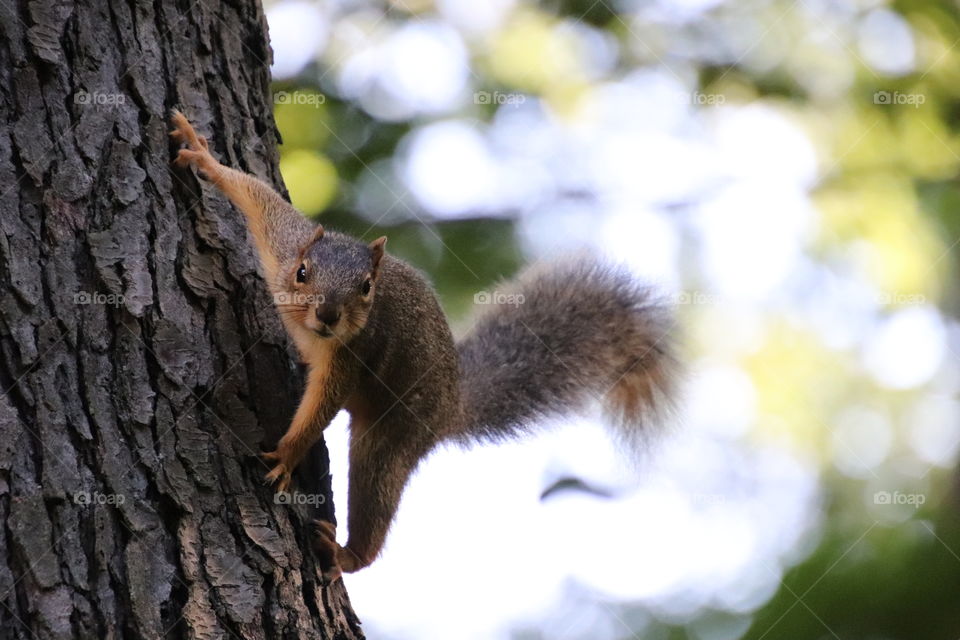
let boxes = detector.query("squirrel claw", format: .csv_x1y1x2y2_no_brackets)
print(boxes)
168,126,206,147
169,111,219,179
264,463,291,492
173,148,199,168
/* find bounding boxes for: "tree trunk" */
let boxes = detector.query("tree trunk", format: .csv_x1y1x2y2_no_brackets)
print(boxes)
0,1,363,638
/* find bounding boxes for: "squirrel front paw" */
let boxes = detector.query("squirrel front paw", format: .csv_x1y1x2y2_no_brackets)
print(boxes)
261,450,293,493
169,110,222,181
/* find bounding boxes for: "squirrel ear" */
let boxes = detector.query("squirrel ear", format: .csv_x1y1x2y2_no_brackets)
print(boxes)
308,224,325,246
369,236,387,276
297,224,326,260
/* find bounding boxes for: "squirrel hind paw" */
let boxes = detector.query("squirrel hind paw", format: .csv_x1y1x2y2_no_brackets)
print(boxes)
311,519,343,584
312,519,337,541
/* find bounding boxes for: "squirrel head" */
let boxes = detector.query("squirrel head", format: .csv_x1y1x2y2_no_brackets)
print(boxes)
278,225,387,342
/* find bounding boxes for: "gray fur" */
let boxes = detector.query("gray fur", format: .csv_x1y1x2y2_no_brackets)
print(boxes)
455,257,678,444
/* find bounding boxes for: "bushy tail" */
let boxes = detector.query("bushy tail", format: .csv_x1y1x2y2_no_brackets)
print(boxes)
456,256,678,444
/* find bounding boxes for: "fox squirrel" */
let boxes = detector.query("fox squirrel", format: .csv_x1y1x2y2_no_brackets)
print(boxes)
170,111,678,582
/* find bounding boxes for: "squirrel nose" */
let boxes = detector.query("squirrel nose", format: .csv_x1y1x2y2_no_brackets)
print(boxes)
316,304,341,327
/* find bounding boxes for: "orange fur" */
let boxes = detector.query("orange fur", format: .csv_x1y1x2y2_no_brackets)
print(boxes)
170,111,292,285
263,341,338,490
208,170,280,282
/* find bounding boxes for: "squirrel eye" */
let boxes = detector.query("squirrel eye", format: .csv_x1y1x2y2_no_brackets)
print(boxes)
361,278,372,296
296,264,306,283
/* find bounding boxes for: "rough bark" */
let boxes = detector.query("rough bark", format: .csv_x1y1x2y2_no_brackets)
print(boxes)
0,1,363,638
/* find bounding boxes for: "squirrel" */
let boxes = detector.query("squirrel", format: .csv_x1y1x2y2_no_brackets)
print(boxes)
170,111,678,582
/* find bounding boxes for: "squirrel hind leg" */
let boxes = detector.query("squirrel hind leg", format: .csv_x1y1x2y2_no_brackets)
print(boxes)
309,518,369,582
311,519,343,584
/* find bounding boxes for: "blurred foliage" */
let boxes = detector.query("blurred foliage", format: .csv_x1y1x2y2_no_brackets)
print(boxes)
742,502,960,640
268,0,960,637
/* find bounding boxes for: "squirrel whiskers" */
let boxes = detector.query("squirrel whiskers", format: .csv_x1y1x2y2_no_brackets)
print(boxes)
170,111,678,582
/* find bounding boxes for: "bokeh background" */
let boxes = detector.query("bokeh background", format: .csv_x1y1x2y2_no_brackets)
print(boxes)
262,0,960,638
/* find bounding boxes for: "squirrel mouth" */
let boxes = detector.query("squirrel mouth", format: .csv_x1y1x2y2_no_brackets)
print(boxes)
315,327,334,338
